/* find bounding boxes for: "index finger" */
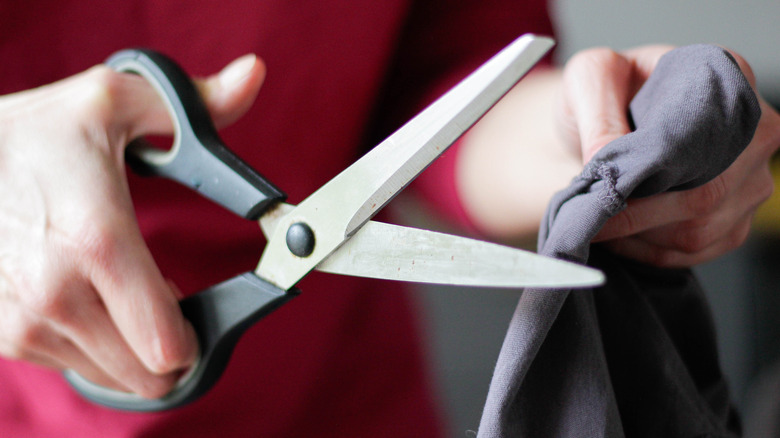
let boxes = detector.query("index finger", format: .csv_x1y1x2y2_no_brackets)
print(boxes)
560,48,634,162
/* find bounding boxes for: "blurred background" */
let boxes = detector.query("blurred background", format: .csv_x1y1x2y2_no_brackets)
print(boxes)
411,1,780,436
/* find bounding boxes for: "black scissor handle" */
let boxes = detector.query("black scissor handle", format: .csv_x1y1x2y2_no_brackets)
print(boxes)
65,272,298,411
108,49,285,220
64,50,297,411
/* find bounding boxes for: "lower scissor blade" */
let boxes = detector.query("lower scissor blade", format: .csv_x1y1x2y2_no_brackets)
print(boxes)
315,220,605,289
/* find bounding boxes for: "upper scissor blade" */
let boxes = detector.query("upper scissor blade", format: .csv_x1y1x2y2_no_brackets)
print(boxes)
257,34,554,290
345,34,554,235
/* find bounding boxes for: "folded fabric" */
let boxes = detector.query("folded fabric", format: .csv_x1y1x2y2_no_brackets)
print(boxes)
478,45,761,437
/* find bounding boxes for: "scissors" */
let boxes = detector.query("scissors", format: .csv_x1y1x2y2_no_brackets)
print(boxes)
64,34,604,411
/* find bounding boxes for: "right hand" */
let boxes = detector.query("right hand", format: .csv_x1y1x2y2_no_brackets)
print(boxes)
0,53,265,398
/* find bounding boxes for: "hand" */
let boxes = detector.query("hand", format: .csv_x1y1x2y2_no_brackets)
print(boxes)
557,45,780,267
0,53,265,398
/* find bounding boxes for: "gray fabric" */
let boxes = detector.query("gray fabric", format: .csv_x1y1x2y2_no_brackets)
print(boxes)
744,361,780,438
477,45,761,437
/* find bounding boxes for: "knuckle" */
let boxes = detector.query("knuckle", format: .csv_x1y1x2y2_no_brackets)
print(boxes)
69,66,117,118
686,177,727,217
3,316,47,356
72,219,120,272
15,321,46,351
18,281,72,322
5,256,71,324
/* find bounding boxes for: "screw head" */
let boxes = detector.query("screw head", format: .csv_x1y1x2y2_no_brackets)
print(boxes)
286,222,315,257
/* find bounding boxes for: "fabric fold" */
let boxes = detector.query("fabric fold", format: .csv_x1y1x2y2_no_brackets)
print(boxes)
478,45,761,437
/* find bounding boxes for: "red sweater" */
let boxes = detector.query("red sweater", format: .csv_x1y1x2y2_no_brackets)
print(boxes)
0,1,552,436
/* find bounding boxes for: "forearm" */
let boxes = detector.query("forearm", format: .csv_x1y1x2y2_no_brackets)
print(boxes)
456,67,581,241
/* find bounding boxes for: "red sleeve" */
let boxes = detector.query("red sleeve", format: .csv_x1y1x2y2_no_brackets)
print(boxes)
365,0,555,234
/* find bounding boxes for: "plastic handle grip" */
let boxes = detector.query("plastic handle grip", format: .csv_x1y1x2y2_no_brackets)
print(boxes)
65,272,298,411
106,49,285,220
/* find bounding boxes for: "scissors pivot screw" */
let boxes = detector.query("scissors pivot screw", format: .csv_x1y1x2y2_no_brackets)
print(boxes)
286,222,315,257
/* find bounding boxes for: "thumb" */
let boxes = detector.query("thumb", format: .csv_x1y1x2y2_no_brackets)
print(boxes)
91,53,265,375
558,48,634,163
196,54,266,129
112,53,266,139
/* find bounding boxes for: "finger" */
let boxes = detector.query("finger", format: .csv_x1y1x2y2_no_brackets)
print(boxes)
594,175,730,242
61,289,180,398
622,213,733,255
0,294,130,392
195,54,266,129
601,214,752,268
717,47,757,89
617,167,771,251
7,336,131,393
620,45,675,81
108,53,266,139
36,269,183,398
597,136,775,244
594,193,691,242
560,48,634,162
58,342,133,393
82,213,198,383
752,99,780,159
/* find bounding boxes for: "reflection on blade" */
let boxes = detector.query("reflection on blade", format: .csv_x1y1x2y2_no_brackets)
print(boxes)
316,220,605,289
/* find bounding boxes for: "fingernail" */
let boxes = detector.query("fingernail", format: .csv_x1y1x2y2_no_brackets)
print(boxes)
219,54,256,89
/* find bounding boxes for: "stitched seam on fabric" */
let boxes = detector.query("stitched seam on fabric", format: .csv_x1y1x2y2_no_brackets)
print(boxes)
580,161,626,216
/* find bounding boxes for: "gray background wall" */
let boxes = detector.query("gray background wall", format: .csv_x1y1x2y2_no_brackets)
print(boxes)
413,2,780,436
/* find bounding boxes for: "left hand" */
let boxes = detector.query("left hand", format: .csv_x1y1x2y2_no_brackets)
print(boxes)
557,45,780,267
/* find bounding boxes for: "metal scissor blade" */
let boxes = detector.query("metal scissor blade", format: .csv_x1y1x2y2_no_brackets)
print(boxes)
257,34,554,290
342,34,554,235
258,203,604,289
315,220,604,289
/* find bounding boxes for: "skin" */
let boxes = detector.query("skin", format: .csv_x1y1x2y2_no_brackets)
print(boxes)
0,54,265,398
459,45,780,267
0,44,777,398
